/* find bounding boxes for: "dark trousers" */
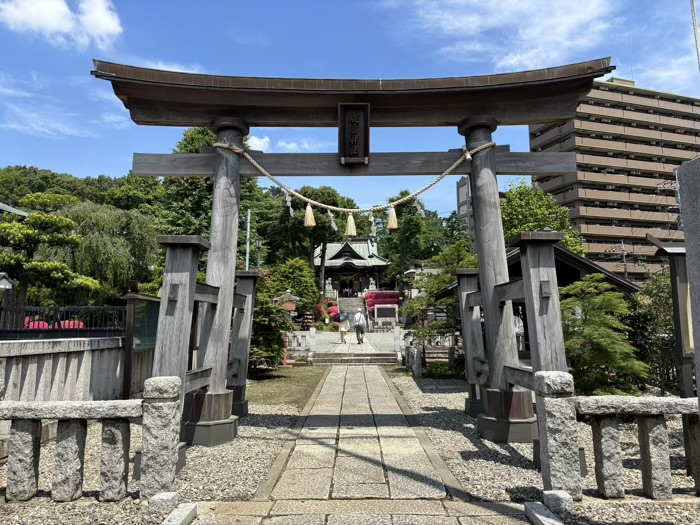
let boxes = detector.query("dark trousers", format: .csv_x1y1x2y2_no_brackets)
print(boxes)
355,324,365,343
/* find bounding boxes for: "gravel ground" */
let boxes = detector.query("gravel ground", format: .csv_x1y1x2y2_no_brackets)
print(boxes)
0,402,298,523
389,372,700,525
177,403,298,502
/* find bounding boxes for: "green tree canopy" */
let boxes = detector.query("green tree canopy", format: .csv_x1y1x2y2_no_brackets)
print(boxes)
501,181,584,254
627,269,676,394
561,274,648,395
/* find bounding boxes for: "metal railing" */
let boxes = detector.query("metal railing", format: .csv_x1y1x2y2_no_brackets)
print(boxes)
0,306,127,340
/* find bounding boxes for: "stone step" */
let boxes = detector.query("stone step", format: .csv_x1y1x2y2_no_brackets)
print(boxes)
312,353,396,359
312,357,397,365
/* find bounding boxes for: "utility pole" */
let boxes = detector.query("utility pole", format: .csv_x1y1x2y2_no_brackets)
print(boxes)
621,239,628,280
245,208,251,271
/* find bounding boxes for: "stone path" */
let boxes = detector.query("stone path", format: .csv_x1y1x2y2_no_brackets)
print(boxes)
271,365,445,500
193,365,529,524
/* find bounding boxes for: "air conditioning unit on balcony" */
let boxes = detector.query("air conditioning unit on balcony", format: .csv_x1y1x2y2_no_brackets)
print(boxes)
602,134,612,139
625,106,633,110
630,122,637,127
602,118,612,123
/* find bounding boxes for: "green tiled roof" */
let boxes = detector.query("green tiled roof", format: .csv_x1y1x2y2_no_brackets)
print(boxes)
314,239,389,269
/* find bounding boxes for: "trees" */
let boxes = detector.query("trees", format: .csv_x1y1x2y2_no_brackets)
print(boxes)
560,274,648,395
627,269,676,394
377,191,447,288
249,272,293,369
268,257,319,315
403,239,478,329
0,195,99,308
500,181,584,254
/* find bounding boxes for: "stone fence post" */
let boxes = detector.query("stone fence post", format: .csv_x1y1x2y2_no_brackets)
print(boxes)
534,371,581,500
140,376,181,499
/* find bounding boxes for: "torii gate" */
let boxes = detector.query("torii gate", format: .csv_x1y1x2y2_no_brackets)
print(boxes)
93,58,613,445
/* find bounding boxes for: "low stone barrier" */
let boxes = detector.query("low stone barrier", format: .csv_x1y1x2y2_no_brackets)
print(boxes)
0,376,181,503
575,394,699,500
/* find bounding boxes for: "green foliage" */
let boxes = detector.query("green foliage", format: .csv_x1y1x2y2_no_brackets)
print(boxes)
102,173,164,211
403,240,477,328
269,257,319,314
250,272,293,369
561,274,648,395
501,181,584,254
19,193,80,213
57,201,159,300
377,191,448,288
627,270,676,393
423,362,464,379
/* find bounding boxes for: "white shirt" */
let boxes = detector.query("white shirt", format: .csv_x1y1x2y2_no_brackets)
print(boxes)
353,312,366,327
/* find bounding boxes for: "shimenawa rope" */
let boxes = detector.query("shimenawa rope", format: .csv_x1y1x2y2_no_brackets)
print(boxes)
212,141,495,215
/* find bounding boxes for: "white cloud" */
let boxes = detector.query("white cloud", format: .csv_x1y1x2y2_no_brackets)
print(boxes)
140,60,206,74
0,72,33,98
384,0,619,71
275,138,334,153
0,102,93,138
0,0,121,51
247,135,271,152
92,112,131,129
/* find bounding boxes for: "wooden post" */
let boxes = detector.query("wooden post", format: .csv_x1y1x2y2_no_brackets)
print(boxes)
228,271,261,417
510,231,567,373
455,269,486,416
458,117,518,389
459,117,535,443
152,235,209,401
198,117,249,393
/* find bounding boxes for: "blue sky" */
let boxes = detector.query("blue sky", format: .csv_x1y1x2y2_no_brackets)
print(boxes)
0,0,698,215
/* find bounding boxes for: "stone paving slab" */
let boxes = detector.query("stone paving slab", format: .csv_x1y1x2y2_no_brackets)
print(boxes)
334,456,385,483
270,499,447,515
286,444,336,469
261,516,325,525
457,516,529,524
270,468,333,500
326,515,392,525
393,516,459,525
203,502,274,515
444,501,525,516
332,481,390,499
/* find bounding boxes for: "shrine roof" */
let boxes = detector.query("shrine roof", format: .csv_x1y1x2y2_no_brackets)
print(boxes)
315,239,389,270
92,58,613,128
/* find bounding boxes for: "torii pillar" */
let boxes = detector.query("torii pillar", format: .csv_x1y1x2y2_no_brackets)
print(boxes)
459,117,536,442
184,117,249,446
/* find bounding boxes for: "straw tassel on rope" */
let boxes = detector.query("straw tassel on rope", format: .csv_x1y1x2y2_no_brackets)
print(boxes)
304,204,316,228
345,213,357,237
387,206,398,230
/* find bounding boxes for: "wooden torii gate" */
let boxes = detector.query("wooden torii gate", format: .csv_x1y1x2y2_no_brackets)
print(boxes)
93,57,613,445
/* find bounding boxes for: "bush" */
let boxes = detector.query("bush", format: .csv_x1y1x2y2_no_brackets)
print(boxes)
422,362,463,379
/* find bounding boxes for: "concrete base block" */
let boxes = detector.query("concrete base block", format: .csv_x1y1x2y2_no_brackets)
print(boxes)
477,414,538,443
465,398,484,418
231,400,249,418
163,503,198,525
133,442,187,481
533,438,588,477
525,501,564,525
182,416,238,447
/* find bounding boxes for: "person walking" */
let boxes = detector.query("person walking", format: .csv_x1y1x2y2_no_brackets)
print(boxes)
353,307,366,344
339,312,349,343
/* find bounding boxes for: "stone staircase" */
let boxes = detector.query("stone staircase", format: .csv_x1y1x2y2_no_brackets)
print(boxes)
311,352,398,366
336,297,366,316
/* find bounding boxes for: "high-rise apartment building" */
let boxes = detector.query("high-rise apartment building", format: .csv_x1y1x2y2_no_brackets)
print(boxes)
530,78,700,280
